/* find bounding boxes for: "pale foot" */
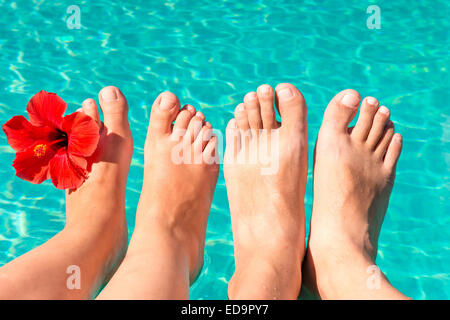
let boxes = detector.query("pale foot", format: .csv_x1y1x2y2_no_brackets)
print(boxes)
224,83,308,300
98,91,219,300
303,89,409,299
0,86,133,299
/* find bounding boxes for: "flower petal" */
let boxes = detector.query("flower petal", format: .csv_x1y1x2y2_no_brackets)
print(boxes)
49,149,87,190
27,90,66,128
12,142,56,184
62,112,100,157
3,116,56,152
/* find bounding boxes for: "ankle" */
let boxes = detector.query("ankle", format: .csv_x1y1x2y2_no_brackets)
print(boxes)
131,219,203,280
230,253,302,300
65,209,126,235
305,240,386,299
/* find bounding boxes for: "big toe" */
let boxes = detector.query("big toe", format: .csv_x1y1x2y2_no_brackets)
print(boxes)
148,91,181,135
322,89,360,133
275,83,307,131
98,86,131,137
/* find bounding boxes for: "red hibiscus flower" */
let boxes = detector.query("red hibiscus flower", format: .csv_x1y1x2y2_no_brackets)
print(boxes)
2,90,100,190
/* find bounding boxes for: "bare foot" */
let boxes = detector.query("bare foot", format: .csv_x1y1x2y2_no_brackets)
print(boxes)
0,86,133,299
303,90,408,299
224,83,308,299
98,91,219,299
66,86,132,293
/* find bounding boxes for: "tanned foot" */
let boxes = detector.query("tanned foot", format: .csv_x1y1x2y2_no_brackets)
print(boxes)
0,86,133,299
303,90,408,300
137,91,219,280
97,91,219,299
66,86,133,295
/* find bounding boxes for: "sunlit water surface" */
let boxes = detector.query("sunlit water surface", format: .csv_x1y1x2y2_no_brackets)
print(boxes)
0,0,448,299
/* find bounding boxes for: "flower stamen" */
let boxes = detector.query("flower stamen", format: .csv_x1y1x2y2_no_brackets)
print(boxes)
33,144,47,158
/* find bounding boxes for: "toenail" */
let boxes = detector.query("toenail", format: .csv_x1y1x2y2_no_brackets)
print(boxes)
245,92,257,101
341,93,359,109
378,106,390,115
83,98,94,106
278,88,293,100
196,111,205,120
236,104,244,112
366,97,378,106
183,105,195,114
159,94,177,110
259,85,272,95
100,87,118,101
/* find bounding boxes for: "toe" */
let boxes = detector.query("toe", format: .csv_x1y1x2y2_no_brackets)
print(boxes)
203,135,219,165
374,121,395,159
275,83,307,131
257,84,277,129
82,98,101,126
234,103,250,131
98,86,130,136
184,112,205,145
384,133,402,174
366,106,390,149
351,96,379,141
244,92,263,132
172,104,196,138
148,91,181,135
225,119,241,160
194,122,213,154
322,89,360,133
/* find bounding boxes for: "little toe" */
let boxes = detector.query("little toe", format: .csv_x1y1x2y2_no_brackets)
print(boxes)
351,96,379,141
257,84,277,130
366,106,390,149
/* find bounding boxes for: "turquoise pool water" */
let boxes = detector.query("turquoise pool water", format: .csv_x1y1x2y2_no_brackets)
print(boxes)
0,0,448,299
